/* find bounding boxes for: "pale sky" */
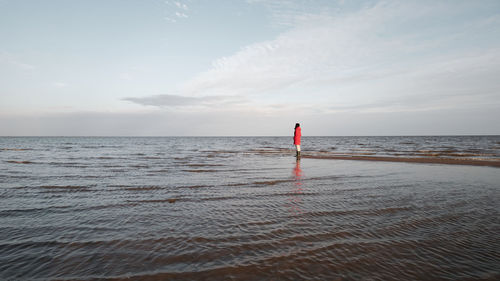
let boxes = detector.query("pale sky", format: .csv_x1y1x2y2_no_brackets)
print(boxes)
1,0,499,136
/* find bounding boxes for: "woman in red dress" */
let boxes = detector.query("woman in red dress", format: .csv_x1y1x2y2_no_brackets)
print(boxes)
294,123,301,159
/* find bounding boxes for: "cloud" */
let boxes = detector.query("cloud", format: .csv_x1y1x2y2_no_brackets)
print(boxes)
178,1,500,114
164,0,190,22
122,94,246,109
174,1,188,10
0,51,36,70
165,17,177,23
52,82,68,88
181,4,403,96
246,0,337,27
175,11,188,18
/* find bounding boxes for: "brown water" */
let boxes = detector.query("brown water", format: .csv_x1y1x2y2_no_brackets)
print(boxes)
1,137,499,280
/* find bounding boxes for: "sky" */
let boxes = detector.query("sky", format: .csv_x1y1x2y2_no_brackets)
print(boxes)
1,0,499,136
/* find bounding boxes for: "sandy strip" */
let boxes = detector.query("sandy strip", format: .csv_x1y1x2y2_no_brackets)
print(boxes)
302,155,500,168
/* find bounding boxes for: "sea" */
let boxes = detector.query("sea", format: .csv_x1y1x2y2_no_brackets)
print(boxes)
1,136,499,280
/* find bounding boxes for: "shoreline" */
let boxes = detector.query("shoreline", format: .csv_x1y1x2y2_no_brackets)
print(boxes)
302,154,500,168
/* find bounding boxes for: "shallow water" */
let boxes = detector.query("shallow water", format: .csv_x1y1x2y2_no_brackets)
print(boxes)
0,137,499,280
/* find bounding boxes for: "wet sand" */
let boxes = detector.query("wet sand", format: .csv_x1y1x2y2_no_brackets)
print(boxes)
302,154,500,167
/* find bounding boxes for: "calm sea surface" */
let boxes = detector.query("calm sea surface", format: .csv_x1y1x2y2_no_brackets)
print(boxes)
1,136,499,280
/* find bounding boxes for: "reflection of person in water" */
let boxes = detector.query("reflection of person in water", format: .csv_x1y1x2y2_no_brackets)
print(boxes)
294,123,301,159
294,159,302,179
288,160,303,216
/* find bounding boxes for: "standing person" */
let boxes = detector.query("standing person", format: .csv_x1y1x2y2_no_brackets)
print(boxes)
294,123,301,159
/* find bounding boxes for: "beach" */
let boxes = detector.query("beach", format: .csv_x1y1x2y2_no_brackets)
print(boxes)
1,136,499,280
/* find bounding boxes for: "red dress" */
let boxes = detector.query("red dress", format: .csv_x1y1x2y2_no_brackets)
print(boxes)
294,127,301,145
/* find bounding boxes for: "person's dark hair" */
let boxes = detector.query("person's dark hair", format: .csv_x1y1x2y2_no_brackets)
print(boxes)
295,123,300,128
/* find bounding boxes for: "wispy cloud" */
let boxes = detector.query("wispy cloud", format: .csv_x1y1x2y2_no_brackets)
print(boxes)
123,94,246,109
177,1,500,113
175,11,188,18
52,82,68,88
0,51,36,70
174,1,188,10
246,0,341,27
164,0,190,22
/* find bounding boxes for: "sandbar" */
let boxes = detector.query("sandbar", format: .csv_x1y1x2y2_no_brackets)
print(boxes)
302,154,500,167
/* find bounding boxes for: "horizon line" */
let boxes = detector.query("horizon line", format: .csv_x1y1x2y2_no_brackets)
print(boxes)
1,134,499,138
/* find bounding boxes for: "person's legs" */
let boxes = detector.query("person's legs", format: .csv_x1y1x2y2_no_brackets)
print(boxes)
296,145,301,158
